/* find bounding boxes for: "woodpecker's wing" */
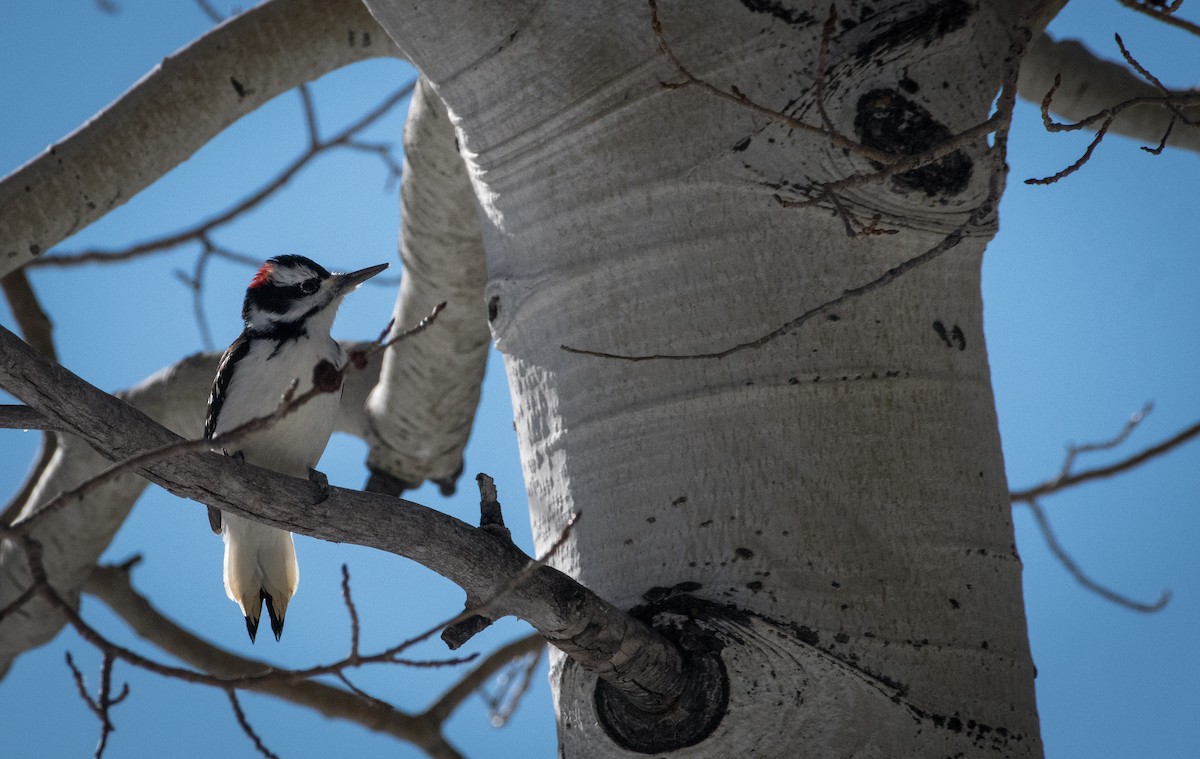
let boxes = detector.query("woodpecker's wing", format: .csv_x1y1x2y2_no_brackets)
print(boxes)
205,333,252,535
207,506,223,534
205,332,252,440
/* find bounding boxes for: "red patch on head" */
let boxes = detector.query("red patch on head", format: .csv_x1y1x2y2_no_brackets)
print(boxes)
249,262,274,289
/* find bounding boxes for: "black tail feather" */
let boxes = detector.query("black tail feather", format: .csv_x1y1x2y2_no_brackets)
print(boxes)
262,589,285,641
244,612,260,643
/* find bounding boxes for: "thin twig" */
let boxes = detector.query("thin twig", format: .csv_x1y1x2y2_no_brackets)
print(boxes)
64,651,130,759
0,582,39,624
341,564,361,658
1024,498,1170,612
32,81,417,268
193,0,225,24
647,0,892,163
1025,119,1112,185
562,172,997,360
813,4,839,138
1011,416,1200,502
564,2,1024,360
421,634,544,725
2,529,474,689
1118,0,1200,37
483,648,541,727
299,84,320,151
228,690,282,759
1057,403,1151,480
9,303,444,534
83,562,464,757
1027,35,1200,183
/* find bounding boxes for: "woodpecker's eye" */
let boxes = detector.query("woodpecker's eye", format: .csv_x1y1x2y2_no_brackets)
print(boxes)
299,278,319,295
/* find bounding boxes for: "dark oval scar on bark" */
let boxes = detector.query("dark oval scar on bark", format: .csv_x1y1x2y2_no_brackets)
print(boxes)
933,320,967,349
595,599,731,752
487,295,500,321
854,88,972,197
950,324,966,350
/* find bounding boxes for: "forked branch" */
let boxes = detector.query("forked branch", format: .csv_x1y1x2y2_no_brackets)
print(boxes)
1010,406,1197,612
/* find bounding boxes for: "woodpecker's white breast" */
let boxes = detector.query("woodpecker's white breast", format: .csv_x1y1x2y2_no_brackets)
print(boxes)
212,327,344,477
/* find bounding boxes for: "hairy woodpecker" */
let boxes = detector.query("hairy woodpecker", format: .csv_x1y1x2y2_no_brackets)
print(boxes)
205,254,388,642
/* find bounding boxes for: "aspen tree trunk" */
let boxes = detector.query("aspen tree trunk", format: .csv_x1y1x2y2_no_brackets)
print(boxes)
364,1,1042,755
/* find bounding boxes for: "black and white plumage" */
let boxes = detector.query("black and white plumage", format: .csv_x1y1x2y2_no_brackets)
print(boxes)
205,254,388,642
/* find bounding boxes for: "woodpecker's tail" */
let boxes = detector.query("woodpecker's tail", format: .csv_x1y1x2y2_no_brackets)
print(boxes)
219,512,300,642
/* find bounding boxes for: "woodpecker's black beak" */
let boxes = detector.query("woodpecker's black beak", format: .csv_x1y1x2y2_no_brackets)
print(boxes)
334,262,389,293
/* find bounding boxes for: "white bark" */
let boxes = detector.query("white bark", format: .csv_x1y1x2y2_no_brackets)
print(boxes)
364,78,490,494
0,348,383,673
0,0,399,279
366,0,1041,755
1019,32,1200,153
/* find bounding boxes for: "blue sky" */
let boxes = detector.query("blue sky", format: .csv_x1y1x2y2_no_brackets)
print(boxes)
1,2,1197,758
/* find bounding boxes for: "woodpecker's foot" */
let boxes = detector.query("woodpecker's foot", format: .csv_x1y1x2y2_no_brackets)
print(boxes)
230,450,245,465
308,468,330,504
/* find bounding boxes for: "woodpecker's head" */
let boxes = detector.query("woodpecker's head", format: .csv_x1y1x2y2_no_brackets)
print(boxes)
242,255,388,335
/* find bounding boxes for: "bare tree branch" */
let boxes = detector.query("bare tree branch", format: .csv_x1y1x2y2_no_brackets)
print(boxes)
0,325,707,719
1024,498,1170,612
0,271,56,358
1025,32,1200,183
364,77,490,497
1010,416,1200,502
64,650,129,759
1,271,59,527
33,81,415,269
84,563,465,759
421,633,544,726
0,340,385,672
0,0,402,279
0,405,58,431
1118,0,1200,37
1009,407,1190,613
227,690,283,759
1018,32,1200,159
480,645,541,727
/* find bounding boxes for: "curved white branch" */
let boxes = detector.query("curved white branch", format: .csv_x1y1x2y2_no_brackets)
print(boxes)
364,78,490,495
1019,32,1200,152
0,0,400,279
